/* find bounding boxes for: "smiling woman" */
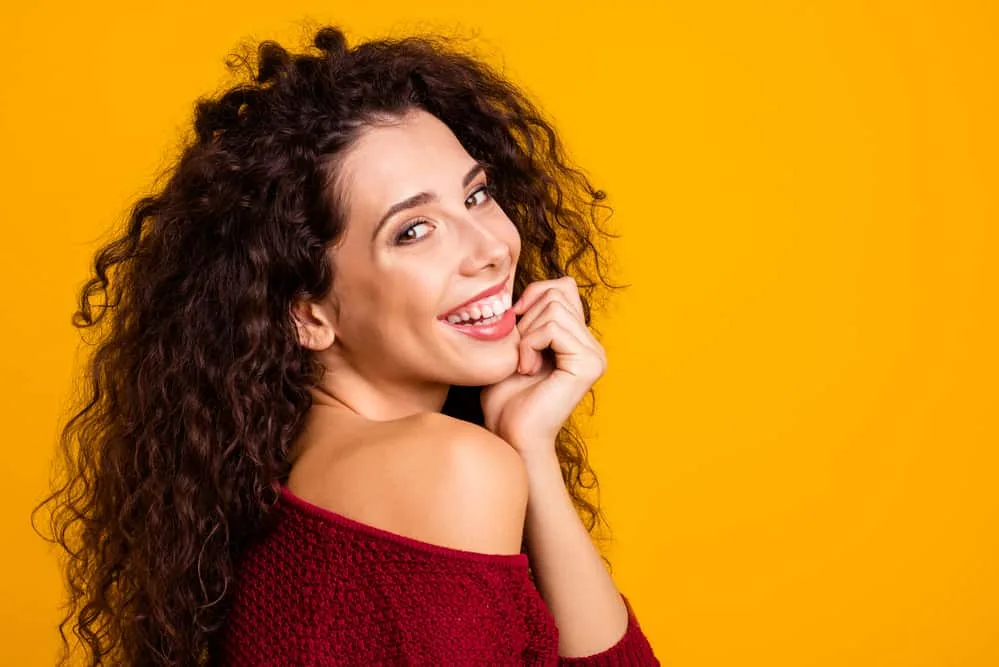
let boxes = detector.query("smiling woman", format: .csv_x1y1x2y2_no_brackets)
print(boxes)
294,107,526,386
32,24,659,666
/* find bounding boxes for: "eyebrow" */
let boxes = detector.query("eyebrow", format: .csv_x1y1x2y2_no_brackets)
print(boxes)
371,162,486,241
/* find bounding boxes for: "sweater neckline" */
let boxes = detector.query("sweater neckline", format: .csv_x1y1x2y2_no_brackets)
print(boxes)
278,485,530,566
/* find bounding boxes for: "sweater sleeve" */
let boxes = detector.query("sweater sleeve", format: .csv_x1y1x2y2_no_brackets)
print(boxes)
557,594,660,666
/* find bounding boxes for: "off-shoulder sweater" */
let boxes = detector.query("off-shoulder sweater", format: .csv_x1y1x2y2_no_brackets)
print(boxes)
217,485,659,666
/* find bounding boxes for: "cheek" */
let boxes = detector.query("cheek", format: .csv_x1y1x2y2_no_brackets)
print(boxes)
504,219,522,260
330,275,382,337
382,271,445,323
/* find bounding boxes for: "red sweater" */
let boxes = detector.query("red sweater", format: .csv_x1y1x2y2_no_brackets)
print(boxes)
218,485,659,666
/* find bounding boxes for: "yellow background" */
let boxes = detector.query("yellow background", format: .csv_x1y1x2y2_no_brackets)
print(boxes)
2,1,996,665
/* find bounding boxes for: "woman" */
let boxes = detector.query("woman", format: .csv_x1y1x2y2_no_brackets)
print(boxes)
35,24,660,666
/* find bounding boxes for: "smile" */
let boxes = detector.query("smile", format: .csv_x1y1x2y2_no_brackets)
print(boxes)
438,304,517,341
440,291,513,325
437,290,516,341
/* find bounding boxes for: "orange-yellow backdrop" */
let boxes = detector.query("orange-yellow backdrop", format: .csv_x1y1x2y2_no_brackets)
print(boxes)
2,1,996,665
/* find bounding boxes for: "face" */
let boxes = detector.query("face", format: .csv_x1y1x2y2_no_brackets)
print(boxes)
311,107,523,392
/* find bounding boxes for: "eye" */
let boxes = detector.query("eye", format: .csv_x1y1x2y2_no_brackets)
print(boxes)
465,184,492,207
393,218,433,245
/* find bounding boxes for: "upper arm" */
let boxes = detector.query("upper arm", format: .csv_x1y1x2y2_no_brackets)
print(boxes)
414,413,529,555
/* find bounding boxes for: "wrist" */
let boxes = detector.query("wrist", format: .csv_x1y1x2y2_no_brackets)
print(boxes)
519,451,570,501
516,445,560,473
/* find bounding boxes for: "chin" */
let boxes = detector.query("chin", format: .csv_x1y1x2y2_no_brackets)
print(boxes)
453,349,520,386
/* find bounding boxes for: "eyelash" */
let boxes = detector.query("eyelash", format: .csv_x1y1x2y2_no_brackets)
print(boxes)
393,183,494,245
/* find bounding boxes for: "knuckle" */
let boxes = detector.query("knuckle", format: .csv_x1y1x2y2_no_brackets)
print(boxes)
547,299,569,314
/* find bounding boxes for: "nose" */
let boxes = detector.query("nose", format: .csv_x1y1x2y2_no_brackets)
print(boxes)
456,216,510,277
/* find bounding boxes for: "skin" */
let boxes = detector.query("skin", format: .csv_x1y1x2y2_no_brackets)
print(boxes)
292,107,523,421
290,107,630,657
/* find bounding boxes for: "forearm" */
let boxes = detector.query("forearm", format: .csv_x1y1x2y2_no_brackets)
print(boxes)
520,447,629,657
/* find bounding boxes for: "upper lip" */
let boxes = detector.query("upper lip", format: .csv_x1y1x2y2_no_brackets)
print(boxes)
439,276,510,319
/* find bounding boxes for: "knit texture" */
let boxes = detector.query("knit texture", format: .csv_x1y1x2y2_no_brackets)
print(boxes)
217,485,659,666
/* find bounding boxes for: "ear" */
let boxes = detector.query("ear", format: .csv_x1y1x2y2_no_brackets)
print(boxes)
290,296,337,351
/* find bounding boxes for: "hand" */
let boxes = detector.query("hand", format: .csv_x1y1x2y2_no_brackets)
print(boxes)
480,276,608,458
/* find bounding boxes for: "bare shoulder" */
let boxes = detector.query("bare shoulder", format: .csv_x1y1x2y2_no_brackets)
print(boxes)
408,413,529,547
295,411,528,556
415,411,528,494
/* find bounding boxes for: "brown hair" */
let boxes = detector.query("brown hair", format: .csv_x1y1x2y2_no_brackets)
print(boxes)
32,24,626,665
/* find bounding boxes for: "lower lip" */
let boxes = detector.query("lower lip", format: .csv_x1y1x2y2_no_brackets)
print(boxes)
438,307,517,341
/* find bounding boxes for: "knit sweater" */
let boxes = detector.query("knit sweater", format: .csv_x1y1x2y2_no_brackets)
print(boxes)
217,485,659,666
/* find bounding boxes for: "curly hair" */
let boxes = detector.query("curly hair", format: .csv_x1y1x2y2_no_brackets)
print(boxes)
32,24,627,666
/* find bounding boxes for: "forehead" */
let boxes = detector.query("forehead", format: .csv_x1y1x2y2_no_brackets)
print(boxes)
337,110,475,209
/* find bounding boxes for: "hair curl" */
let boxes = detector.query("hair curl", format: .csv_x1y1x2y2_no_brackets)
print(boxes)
32,24,627,666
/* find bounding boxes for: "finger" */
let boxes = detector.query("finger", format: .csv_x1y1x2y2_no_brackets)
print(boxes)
518,302,605,374
513,276,583,319
517,340,540,375
519,321,574,377
517,300,606,368
556,275,586,321
519,299,603,357
513,276,583,320
511,280,547,315
519,319,604,382
516,289,578,334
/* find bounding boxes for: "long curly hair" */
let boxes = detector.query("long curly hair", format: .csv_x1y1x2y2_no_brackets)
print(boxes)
32,24,626,666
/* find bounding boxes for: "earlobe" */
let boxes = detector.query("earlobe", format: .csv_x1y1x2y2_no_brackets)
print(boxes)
290,299,337,351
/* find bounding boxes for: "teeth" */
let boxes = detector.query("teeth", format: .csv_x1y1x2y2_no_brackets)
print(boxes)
472,312,503,326
444,293,511,324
